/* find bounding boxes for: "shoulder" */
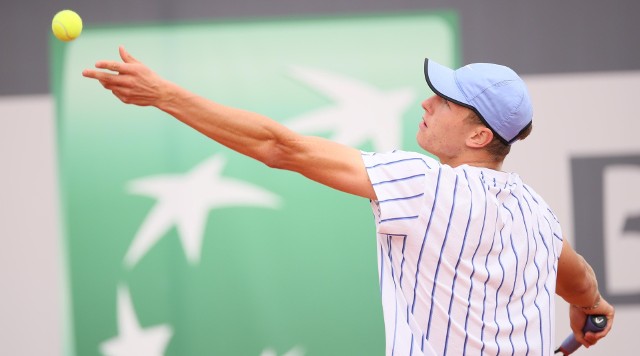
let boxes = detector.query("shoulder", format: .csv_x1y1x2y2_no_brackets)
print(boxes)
521,182,549,207
362,151,441,202
519,181,561,223
361,150,440,171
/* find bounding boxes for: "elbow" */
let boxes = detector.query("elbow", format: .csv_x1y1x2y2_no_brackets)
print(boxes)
253,129,306,172
263,151,286,170
260,139,296,171
568,277,597,298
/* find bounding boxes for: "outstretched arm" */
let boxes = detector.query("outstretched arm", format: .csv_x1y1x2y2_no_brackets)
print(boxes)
556,238,615,348
82,46,376,200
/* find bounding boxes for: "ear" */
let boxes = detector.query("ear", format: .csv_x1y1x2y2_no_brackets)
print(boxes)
466,126,494,148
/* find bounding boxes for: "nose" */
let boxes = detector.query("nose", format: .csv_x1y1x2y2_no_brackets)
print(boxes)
421,98,429,111
422,97,433,113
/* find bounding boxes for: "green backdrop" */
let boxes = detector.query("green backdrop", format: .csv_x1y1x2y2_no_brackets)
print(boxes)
52,11,459,355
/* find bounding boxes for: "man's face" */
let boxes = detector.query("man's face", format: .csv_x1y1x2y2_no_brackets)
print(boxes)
416,95,477,161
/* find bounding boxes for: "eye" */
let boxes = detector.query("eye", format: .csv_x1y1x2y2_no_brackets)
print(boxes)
442,98,450,107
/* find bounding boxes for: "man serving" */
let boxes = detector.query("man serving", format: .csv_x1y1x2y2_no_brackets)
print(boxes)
83,46,614,355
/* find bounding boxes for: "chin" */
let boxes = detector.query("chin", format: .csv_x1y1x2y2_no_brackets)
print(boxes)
418,141,441,159
416,136,431,152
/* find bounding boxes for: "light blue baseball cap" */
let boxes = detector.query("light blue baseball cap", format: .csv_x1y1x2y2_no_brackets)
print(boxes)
424,59,533,144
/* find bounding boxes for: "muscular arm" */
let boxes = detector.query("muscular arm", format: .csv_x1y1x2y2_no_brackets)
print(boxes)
83,46,376,200
556,238,599,307
556,238,615,347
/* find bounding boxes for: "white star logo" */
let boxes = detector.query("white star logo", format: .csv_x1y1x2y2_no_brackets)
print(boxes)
100,285,173,356
285,66,416,151
260,346,305,356
124,154,282,268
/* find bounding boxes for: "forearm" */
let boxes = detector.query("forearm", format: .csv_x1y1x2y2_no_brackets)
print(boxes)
157,81,293,166
556,243,600,308
557,239,615,347
567,264,598,307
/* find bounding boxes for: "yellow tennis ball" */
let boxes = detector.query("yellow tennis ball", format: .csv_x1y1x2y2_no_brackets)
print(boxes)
52,10,83,42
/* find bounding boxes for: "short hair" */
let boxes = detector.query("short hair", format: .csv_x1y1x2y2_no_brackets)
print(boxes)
465,111,533,162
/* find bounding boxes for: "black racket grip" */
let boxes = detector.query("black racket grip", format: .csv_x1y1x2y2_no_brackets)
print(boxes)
555,315,607,355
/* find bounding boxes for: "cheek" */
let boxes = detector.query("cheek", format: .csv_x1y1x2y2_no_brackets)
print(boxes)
432,124,465,150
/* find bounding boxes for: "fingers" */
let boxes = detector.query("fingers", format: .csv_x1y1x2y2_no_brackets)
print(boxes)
568,307,589,347
82,46,144,78
82,69,132,90
92,60,137,74
82,68,116,81
572,330,590,348
583,331,598,346
111,89,132,104
81,47,140,76
119,46,140,64
582,312,614,347
82,46,157,106
584,298,615,347
591,312,614,343
583,329,606,347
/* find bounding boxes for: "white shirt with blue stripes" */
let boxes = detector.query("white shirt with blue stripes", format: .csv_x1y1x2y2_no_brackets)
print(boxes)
362,150,564,356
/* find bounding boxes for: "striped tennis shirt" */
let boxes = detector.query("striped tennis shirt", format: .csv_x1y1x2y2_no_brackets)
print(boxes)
362,150,564,356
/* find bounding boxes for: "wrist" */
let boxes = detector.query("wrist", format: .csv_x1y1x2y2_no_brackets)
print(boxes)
156,81,184,113
572,293,601,311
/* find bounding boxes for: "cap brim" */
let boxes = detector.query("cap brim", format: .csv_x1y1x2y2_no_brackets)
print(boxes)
424,59,470,107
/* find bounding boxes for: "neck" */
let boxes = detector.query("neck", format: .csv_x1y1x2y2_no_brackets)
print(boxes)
439,155,503,171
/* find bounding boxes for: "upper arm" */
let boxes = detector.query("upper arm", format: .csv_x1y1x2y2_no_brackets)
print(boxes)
270,134,377,200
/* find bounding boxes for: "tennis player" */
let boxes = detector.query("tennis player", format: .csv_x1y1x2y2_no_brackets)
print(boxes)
83,46,614,355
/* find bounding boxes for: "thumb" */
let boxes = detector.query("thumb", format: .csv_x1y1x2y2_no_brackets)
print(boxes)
119,46,140,64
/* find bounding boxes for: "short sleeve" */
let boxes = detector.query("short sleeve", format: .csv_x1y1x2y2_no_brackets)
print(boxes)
524,183,564,259
547,209,564,259
361,150,440,233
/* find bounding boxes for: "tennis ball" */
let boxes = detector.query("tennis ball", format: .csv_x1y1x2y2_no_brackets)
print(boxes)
52,10,83,42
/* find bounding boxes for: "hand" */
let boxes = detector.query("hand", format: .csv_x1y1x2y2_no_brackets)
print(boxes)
82,46,169,107
569,296,615,348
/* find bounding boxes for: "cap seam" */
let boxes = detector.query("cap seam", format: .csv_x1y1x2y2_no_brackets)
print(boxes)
453,70,472,102
467,78,517,102
505,90,525,125
468,79,523,143
458,75,516,144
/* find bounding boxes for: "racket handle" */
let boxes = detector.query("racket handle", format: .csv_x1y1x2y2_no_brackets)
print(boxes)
555,315,607,355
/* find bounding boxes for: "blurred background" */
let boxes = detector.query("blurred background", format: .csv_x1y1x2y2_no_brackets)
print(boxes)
1,1,639,355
